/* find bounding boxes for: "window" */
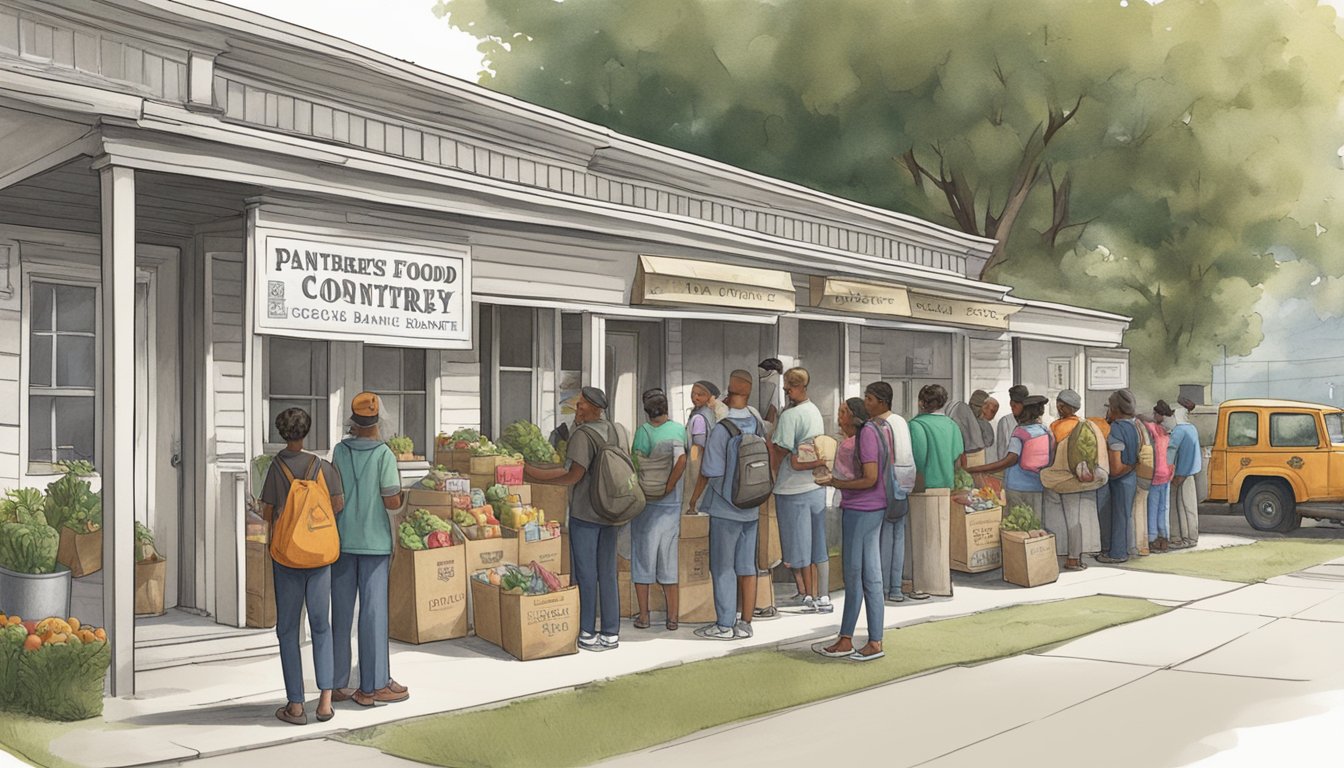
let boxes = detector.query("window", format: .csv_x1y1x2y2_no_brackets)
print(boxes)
28,282,97,465
1226,412,1259,447
267,338,329,446
496,306,535,432
364,346,427,454
1327,413,1344,445
1270,413,1320,448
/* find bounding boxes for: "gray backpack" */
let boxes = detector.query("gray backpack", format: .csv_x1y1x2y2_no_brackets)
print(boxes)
580,423,646,525
719,417,775,509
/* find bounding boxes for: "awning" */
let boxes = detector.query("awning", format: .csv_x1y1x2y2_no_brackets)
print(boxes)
906,290,1020,330
808,276,911,316
632,255,796,312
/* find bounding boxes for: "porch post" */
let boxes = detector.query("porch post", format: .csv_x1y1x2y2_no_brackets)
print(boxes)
99,163,136,696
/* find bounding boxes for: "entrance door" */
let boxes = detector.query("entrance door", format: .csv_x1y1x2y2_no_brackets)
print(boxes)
604,320,665,441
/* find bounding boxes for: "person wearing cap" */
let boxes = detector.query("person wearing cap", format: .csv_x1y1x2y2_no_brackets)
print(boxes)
970,394,1052,519
330,392,407,707
993,385,1030,472
1042,390,1107,570
1174,395,1197,426
758,358,785,426
1148,401,1179,552
1098,389,1142,564
525,386,625,651
691,370,763,641
1166,397,1203,549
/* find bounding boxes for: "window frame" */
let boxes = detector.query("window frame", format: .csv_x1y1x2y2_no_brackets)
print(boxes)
1225,411,1260,448
22,270,102,475
361,344,432,456
488,304,538,438
1326,413,1344,446
1268,412,1322,449
262,336,332,451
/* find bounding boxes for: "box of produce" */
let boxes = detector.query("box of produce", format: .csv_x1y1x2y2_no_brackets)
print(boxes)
530,482,569,526
470,563,577,661
413,466,471,496
506,484,532,506
950,471,1004,574
1001,505,1058,587
404,488,455,511
0,614,110,721
391,511,468,643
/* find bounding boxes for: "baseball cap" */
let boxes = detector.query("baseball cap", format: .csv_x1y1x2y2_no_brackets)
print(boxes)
351,391,380,427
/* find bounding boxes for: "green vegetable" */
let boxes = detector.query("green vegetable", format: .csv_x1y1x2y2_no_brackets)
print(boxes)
1001,504,1043,533
249,454,273,502
447,428,482,445
134,521,159,563
45,463,102,533
387,434,415,455
499,421,561,464
1068,421,1100,471
0,489,59,574
398,521,426,551
952,467,973,491
485,484,509,503
405,508,454,538
15,639,111,721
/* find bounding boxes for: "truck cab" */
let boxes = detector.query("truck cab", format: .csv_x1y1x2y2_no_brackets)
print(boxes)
1202,399,1344,531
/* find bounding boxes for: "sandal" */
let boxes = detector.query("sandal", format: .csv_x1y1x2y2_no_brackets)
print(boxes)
632,614,651,630
275,706,307,726
666,619,679,631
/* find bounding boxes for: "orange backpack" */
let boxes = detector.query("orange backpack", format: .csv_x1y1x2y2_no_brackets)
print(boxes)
270,456,340,569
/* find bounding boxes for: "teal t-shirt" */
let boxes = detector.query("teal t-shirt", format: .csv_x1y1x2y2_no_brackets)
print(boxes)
331,438,401,555
772,400,825,495
909,413,965,490
632,419,689,458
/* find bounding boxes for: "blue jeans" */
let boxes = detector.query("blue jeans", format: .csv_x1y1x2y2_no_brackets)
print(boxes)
710,516,759,629
775,490,822,568
840,509,884,643
569,516,620,636
879,515,907,597
630,498,680,585
331,553,390,694
273,562,333,703
1147,482,1171,539
1107,474,1138,560
1096,483,1112,554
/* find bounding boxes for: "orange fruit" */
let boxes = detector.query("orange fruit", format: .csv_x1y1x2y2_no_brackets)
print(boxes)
93,628,106,641
22,635,41,651
5,616,20,626
67,617,80,632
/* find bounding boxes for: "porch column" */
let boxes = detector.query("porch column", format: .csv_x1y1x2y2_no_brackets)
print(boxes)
99,163,136,696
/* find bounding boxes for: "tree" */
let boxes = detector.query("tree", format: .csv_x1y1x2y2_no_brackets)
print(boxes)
436,0,1344,398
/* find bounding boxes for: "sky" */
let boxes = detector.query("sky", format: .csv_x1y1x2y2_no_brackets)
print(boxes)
220,1,1344,401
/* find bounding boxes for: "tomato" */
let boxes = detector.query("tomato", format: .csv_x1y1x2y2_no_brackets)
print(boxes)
22,635,41,652
21,621,37,635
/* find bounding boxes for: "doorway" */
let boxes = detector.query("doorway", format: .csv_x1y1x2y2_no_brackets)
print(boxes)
604,320,665,441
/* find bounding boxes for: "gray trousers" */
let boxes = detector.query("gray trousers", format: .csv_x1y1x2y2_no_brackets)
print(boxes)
1171,478,1199,544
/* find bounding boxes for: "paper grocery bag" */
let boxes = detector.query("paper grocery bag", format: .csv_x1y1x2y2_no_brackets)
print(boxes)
908,489,953,597
1133,486,1150,556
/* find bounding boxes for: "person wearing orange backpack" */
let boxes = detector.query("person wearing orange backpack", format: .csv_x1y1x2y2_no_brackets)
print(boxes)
258,407,345,726
330,392,406,707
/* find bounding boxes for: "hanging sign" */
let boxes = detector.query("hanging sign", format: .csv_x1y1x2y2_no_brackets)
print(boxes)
808,276,911,316
632,255,795,312
906,291,1019,330
255,232,472,349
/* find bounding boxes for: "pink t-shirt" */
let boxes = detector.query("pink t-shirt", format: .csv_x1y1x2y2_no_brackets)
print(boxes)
839,423,889,513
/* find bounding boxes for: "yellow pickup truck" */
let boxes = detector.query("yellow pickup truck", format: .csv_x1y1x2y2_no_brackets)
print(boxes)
1196,399,1344,531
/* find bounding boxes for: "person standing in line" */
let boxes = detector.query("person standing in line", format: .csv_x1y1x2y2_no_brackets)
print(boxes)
946,398,988,468
687,381,721,463
1146,403,1177,552
1041,389,1083,559
758,358,785,427
630,389,687,631
1097,390,1142,564
330,393,407,707
969,394,1052,517
769,367,832,614
905,384,963,600
1041,391,1109,570
690,371,763,641
1166,397,1203,549
862,382,917,603
979,395,1001,464
525,386,624,651
1086,414,1113,557
259,408,344,725
815,397,886,661
994,385,1030,469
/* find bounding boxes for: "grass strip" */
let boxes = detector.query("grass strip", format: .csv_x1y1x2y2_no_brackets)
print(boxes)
1119,539,1344,583
0,713,80,768
341,595,1166,768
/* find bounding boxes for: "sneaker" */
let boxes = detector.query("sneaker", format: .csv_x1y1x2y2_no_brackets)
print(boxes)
801,596,817,613
906,591,931,601
814,596,834,614
885,592,906,604
695,624,737,640
578,632,601,650
1095,555,1129,564
598,634,620,650
733,621,754,639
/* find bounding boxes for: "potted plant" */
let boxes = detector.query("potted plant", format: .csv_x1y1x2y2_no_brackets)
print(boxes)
133,522,166,617
0,488,69,622
387,434,418,462
46,462,102,579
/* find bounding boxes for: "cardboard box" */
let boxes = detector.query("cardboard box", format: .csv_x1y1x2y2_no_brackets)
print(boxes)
1002,530,1060,587
757,496,782,570
463,535,515,574
507,484,532,505
434,448,474,475
516,532,564,575
531,482,570,524
951,504,1003,574
678,535,715,622
469,472,497,492
57,527,102,578
135,557,167,617
389,541,469,644
909,489,953,597
470,577,579,661
829,551,844,592
245,540,276,628
471,455,523,476
496,464,525,486
559,528,570,575
681,513,710,539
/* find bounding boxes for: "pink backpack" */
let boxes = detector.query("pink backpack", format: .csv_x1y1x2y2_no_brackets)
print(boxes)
1013,425,1055,474
1145,422,1173,484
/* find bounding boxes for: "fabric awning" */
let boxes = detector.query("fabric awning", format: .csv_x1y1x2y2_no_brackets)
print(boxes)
632,255,796,312
808,276,911,316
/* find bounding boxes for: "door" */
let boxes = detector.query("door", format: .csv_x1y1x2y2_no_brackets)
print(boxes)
1268,410,1329,500
1215,409,1259,501
606,331,640,442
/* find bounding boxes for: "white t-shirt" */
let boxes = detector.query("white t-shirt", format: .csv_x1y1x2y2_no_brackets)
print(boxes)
772,400,824,496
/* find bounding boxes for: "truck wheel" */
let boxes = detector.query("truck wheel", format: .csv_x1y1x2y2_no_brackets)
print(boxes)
1243,481,1298,533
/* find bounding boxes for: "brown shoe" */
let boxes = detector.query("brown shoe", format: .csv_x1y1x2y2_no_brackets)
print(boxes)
352,687,410,707
387,679,408,695
331,688,357,702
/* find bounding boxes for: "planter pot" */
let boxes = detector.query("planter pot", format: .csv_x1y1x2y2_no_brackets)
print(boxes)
134,558,167,617
0,563,72,621
56,528,103,578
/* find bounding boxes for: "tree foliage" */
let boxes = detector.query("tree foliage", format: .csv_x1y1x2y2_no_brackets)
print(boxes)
436,0,1344,397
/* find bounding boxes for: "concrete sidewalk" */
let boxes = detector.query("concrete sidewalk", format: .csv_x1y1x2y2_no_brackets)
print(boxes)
48,535,1255,767
596,553,1344,768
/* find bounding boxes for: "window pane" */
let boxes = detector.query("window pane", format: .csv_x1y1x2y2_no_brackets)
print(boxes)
1327,414,1344,445
54,285,96,333
312,398,329,447
379,394,403,444
499,370,533,428
404,394,426,453
29,334,52,387
497,307,534,368
403,349,426,393
31,285,53,332
363,346,401,391
28,395,53,463
1270,413,1319,448
55,335,96,389
1227,412,1258,447
561,312,583,371
270,338,314,396
54,396,95,462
